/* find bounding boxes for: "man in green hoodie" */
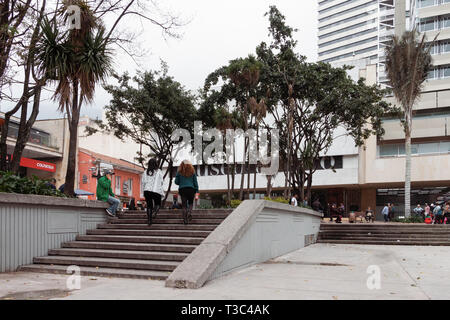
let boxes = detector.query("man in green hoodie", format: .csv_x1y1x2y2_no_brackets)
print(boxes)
97,171,120,217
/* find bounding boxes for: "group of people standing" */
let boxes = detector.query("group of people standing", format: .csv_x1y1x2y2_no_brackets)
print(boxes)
97,158,199,226
413,202,450,224
381,203,396,222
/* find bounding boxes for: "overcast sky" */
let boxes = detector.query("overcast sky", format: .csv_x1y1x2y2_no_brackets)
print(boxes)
3,0,318,120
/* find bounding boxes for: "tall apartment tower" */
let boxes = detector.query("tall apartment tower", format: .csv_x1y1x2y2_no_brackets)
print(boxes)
318,0,380,65
317,0,450,216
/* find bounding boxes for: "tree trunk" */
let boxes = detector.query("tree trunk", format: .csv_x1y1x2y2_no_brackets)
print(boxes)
226,163,231,205
0,97,26,171
405,130,412,218
10,87,42,173
163,160,174,207
64,80,80,196
239,104,249,200
306,173,313,207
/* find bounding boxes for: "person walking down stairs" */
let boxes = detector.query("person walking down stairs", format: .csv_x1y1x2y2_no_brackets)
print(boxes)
142,158,165,226
175,160,199,225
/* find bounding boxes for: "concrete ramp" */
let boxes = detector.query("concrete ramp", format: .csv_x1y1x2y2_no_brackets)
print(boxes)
165,200,322,289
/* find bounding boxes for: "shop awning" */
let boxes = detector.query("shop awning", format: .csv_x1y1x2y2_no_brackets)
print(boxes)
19,157,56,172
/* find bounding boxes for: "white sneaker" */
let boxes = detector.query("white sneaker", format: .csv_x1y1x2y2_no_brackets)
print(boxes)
106,209,114,217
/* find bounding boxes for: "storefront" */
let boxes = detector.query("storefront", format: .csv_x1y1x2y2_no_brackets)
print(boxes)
78,148,144,202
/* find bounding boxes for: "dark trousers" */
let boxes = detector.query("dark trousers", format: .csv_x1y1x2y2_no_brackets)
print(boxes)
144,191,161,211
179,187,195,210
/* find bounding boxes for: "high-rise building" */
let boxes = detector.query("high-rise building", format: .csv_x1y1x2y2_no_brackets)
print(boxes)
318,0,380,64
317,0,450,217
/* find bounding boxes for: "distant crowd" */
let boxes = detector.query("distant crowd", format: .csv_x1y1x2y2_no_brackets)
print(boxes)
411,202,450,224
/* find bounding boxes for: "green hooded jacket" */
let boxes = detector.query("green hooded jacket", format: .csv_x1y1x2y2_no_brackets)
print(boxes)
97,176,114,202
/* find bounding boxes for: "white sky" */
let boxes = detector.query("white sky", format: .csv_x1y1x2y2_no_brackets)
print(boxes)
2,0,318,120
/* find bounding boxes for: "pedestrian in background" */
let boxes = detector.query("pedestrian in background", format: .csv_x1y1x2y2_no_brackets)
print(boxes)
290,194,298,207
382,204,389,222
175,160,199,225
142,158,165,226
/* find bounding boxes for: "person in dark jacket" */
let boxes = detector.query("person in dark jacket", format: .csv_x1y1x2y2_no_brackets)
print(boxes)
175,160,199,225
97,171,120,217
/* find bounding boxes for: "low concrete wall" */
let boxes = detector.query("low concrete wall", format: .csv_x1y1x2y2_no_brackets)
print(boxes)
0,193,108,273
166,200,323,289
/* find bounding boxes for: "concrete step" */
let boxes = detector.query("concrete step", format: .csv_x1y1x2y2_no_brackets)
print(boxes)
319,230,450,235
319,232,450,238
318,236,450,242
76,234,204,245
320,224,450,229
87,229,211,238
117,213,229,219
18,264,170,280
125,209,233,215
317,239,450,246
62,241,196,253
98,224,216,231
33,256,180,271
49,248,188,262
110,218,223,225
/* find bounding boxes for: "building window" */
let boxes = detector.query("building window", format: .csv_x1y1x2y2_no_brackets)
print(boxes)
82,175,88,184
378,141,450,158
319,36,378,56
319,10,377,31
318,0,377,23
115,176,121,195
127,178,133,196
319,28,378,49
319,19,377,40
419,17,436,32
418,0,437,8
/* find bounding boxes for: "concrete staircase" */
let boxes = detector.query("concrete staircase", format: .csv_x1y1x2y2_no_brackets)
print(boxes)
19,209,232,280
318,223,450,246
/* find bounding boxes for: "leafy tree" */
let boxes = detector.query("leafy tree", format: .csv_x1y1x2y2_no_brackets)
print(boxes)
99,67,197,203
0,0,48,173
256,6,396,203
34,0,184,196
0,0,184,194
203,55,264,200
384,30,433,217
37,1,113,196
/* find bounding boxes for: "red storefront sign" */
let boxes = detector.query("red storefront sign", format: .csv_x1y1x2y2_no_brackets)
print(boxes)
20,157,56,172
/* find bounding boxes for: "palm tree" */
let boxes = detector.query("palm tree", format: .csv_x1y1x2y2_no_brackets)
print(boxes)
226,56,262,200
37,1,112,196
384,29,433,217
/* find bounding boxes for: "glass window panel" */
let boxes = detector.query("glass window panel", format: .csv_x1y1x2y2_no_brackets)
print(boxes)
443,16,450,29
418,143,440,154
420,18,435,31
442,42,450,54
399,144,406,155
418,0,435,7
431,43,439,55
440,142,450,153
427,69,436,79
380,144,398,157
411,144,419,155
442,66,450,78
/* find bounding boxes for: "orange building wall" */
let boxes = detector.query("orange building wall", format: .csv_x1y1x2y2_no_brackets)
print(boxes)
77,150,143,201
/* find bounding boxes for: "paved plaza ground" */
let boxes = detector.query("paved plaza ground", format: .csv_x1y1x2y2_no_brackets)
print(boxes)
1,243,449,300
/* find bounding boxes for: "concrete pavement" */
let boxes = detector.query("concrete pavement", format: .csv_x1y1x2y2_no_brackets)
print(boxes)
1,243,449,300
